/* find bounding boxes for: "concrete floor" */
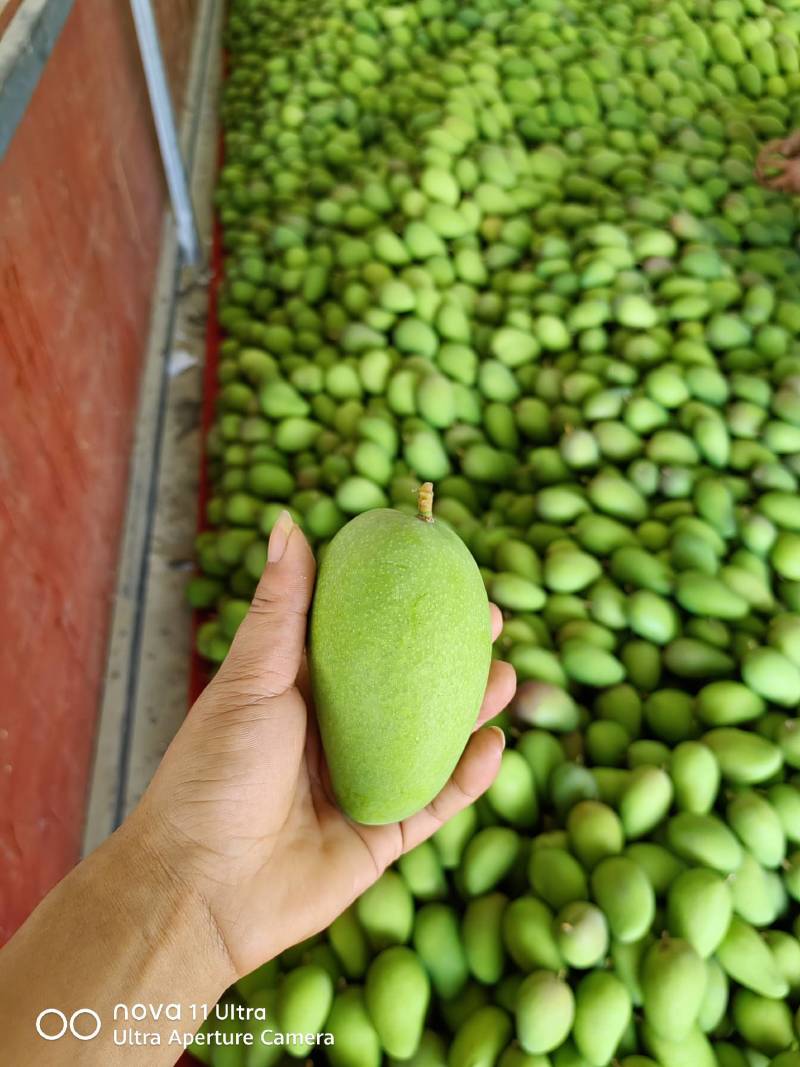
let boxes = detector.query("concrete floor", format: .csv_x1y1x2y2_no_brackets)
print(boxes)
83,0,223,853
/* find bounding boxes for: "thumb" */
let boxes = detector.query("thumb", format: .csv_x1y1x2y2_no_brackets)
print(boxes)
217,511,317,698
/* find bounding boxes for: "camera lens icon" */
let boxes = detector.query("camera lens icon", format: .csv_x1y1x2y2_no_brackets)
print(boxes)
36,1008,102,1041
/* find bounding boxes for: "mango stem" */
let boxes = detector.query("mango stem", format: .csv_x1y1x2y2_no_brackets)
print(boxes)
417,481,434,522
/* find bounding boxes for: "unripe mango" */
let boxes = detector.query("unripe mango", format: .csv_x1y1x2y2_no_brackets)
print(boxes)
591,856,655,943
666,867,732,958
389,1031,447,1067
356,871,414,950
276,965,335,1058
697,958,728,1034
727,791,786,869
516,971,575,1055
502,896,563,972
573,970,632,1066
364,947,430,1059
619,766,673,839
670,742,720,814
433,805,478,869
328,907,370,979
641,1024,716,1067
487,750,539,829
567,800,625,869
716,917,789,998
399,841,448,901
448,1006,511,1067
733,990,794,1057
326,988,382,1067
640,937,706,1039
413,904,469,999
460,828,521,896
311,486,492,823
528,847,588,909
463,893,508,984
554,901,608,968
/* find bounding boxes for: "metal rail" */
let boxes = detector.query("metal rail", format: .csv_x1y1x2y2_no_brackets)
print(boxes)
129,0,202,266
0,0,76,158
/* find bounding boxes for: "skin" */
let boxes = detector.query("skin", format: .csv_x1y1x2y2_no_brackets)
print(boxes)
756,131,800,193
0,510,515,1064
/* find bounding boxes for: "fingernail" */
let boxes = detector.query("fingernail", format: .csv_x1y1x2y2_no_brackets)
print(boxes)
268,510,294,563
487,725,506,752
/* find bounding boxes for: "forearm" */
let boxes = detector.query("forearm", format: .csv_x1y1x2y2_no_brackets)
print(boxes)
0,813,234,1065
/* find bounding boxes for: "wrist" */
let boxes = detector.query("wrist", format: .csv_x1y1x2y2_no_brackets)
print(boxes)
107,807,238,993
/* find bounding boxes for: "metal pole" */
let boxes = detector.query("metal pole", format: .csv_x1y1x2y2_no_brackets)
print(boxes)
129,0,202,267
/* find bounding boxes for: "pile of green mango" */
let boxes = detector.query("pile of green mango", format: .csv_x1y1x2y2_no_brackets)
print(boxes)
188,0,800,1060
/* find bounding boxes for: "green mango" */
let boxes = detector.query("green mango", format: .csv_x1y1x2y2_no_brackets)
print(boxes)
449,1006,512,1067
432,805,478,869
742,647,800,707
666,867,733,957
276,965,335,1058
716,917,789,998
641,1025,716,1067
619,766,673,839
528,847,588,909
640,937,706,1039
516,731,566,797
554,901,609,969
732,990,795,1057
624,843,686,896
502,895,563,972
611,935,653,1007
591,856,656,943
441,982,490,1034
328,908,370,979
460,828,521,896
670,742,721,814
515,971,575,1055
388,1031,447,1067
398,841,448,901
412,903,468,999
497,1048,551,1067
486,750,539,828
695,681,764,726
768,784,800,844
764,930,800,994
463,893,508,984
666,813,743,873
567,800,625,869
573,971,632,1066
326,988,382,1067
235,959,280,1001
697,958,728,1034
355,871,414,950
727,792,786,869
310,492,492,823
702,729,783,785
364,947,430,1059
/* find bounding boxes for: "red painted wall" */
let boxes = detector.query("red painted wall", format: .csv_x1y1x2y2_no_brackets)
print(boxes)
0,0,198,943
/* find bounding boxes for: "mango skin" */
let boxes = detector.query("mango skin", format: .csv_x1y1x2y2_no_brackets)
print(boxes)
310,507,492,824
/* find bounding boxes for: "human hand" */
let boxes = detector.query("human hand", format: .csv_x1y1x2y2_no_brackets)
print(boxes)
135,510,516,981
755,131,800,193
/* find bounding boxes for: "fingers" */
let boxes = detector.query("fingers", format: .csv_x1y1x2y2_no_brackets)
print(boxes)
397,726,506,854
490,602,503,642
475,659,517,729
217,512,317,699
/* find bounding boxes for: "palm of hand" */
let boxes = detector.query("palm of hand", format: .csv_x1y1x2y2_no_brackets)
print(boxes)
139,520,514,979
